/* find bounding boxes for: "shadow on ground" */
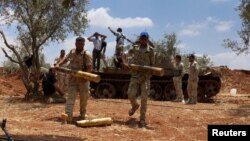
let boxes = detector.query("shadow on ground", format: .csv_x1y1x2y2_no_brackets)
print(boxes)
229,104,250,117
0,134,85,141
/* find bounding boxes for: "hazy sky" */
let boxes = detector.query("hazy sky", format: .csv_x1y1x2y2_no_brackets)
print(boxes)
1,0,250,69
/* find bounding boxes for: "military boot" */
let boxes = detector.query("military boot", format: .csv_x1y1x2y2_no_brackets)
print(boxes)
173,96,184,102
192,97,197,104
61,113,73,124
185,97,196,104
78,113,86,120
185,98,192,104
139,119,147,128
128,104,140,116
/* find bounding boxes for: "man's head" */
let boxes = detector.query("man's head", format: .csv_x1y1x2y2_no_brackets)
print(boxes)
175,54,182,62
188,54,195,62
139,32,149,46
94,32,99,38
75,37,85,52
117,28,122,32
60,49,65,57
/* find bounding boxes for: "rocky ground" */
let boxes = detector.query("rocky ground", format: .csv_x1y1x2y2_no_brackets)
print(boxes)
0,68,249,141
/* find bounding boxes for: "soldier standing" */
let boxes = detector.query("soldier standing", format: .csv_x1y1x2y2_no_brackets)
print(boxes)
113,45,125,69
100,38,108,68
56,37,92,123
172,55,184,102
186,54,199,104
88,32,107,72
54,49,68,92
108,27,134,69
108,27,125,49
125,32,155,128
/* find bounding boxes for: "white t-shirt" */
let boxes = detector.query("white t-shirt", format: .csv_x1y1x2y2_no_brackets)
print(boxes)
89,37,102,51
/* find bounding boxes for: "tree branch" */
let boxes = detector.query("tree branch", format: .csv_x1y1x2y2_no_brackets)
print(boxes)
0,31,15,50
1,48,20,64
0,30,28,67
37,18,64,48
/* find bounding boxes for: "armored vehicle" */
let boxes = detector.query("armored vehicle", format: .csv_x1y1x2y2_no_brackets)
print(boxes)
90,66,221,102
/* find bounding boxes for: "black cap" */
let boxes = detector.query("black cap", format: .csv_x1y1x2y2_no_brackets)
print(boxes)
117,28,122,32
76,36,85,42
188,54,195,59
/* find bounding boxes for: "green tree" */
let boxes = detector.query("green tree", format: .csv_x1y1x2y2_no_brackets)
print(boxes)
3,59,19,73
153,33,213,70
224,0,250,54
182,54,213,72
0,0,88,99
154,33,180,68
197,54,213,68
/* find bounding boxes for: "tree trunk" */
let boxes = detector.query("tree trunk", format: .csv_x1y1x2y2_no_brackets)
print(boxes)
32,47,41,97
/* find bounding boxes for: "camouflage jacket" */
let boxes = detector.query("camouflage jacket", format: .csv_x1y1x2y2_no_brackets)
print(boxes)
173,62,184,77
65,49,92,71
188,61,199,81
64,49,92,83
129,45,155,78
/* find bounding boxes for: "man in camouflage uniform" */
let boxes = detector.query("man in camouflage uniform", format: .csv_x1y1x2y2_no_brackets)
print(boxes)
54,49,68,92
186,54,199,104
56,37,92,123
172,55,184,102
125,32,155,128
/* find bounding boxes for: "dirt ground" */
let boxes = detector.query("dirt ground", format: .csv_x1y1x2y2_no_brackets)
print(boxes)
0,69,249,141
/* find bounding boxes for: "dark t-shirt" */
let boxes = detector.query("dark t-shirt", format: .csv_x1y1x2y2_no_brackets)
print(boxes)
42,73,56,96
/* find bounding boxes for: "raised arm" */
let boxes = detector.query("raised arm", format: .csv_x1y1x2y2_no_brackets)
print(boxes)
55,53,70,67
98,33,107,39
55,57,67,67
108,27,116,35
87,33,95,41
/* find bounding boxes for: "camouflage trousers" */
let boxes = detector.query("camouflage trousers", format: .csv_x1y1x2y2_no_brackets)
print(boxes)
128,76,150,121
57,72,68,92
65,80,90,119
187,79,198,101
173,76,183,98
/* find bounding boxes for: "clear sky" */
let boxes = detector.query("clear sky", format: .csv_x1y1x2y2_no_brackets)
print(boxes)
1,0,250,69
